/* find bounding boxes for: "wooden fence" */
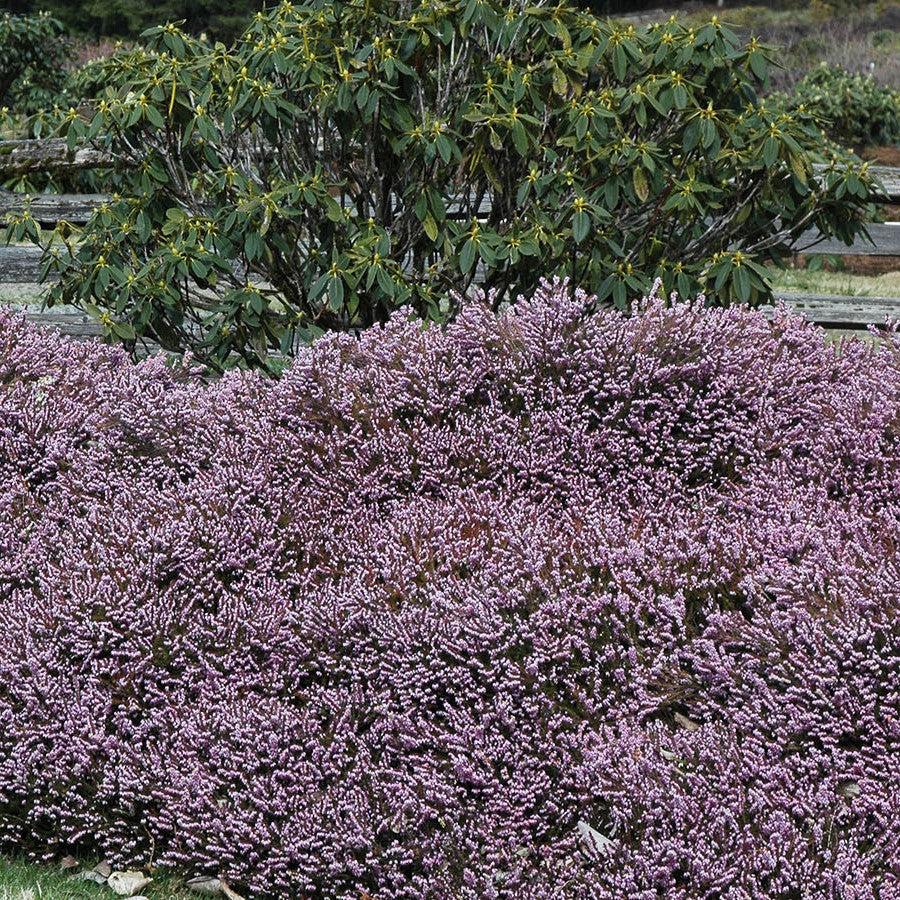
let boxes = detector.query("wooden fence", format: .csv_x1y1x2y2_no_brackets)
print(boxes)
2,137,900,340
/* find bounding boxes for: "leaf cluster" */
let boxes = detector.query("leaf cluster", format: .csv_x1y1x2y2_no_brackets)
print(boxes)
784,62,900,149
0,12,71,118
7,1,879,370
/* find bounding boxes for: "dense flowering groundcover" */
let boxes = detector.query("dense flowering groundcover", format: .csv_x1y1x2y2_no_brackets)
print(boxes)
0,282,899,898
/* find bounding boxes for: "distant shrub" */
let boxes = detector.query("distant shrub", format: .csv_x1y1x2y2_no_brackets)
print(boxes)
16,0,258,44
9,0,877,370
1,283,899,897
789,62,900,147
809,0,868,19
0,12,70,116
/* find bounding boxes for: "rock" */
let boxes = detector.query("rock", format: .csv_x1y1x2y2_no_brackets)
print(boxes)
185,876,245,899
70,870,108,884
673,712,700,732
107,870,153,896
186,876,224,895
838,779,861,798
577,819,615,856
94,861,113,878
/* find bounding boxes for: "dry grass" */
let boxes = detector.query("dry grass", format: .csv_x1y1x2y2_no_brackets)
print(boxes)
679,2,900,91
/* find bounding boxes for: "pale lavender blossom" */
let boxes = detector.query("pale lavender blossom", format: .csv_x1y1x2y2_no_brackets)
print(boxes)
0,281,897,898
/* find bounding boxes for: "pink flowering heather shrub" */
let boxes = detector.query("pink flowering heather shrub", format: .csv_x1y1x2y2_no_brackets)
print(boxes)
0,281,899,898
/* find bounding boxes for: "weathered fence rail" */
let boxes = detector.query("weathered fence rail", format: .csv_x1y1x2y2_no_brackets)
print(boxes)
0,191,107,225
20,306,104,338
867,165,900,201
0,137,117,176
2,137,900,341
779,292,900,329
798,222,900,256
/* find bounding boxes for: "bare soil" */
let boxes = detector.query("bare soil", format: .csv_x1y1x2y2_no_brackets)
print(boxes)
862,146,900,166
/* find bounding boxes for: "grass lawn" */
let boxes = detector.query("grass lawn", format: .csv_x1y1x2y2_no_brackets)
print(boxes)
769,266,900,299
0,857,193,900
0,283,44,307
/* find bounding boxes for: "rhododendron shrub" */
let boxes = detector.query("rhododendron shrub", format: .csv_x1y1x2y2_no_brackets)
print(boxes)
0,281,898,898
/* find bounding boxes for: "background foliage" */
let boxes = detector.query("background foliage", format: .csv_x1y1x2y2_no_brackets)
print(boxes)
8,0,877,370
786,62,900,147
672,3,900,95
0,0,679,41
0,11,71,116
2,0,260,44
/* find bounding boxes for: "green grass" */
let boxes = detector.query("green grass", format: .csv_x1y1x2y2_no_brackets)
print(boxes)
0,857,193,900
0,284,45,307
769,266,900,299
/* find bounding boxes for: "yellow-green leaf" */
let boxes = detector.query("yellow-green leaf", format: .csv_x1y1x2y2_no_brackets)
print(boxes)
633,167,649,203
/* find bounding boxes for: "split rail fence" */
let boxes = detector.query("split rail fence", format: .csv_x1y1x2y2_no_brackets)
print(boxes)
2,137,900,340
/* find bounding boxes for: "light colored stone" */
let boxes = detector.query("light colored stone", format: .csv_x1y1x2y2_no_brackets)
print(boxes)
185,876,245,899
70,870,107,884
107,870,153,896
577,819,615,856
186,876,224,895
